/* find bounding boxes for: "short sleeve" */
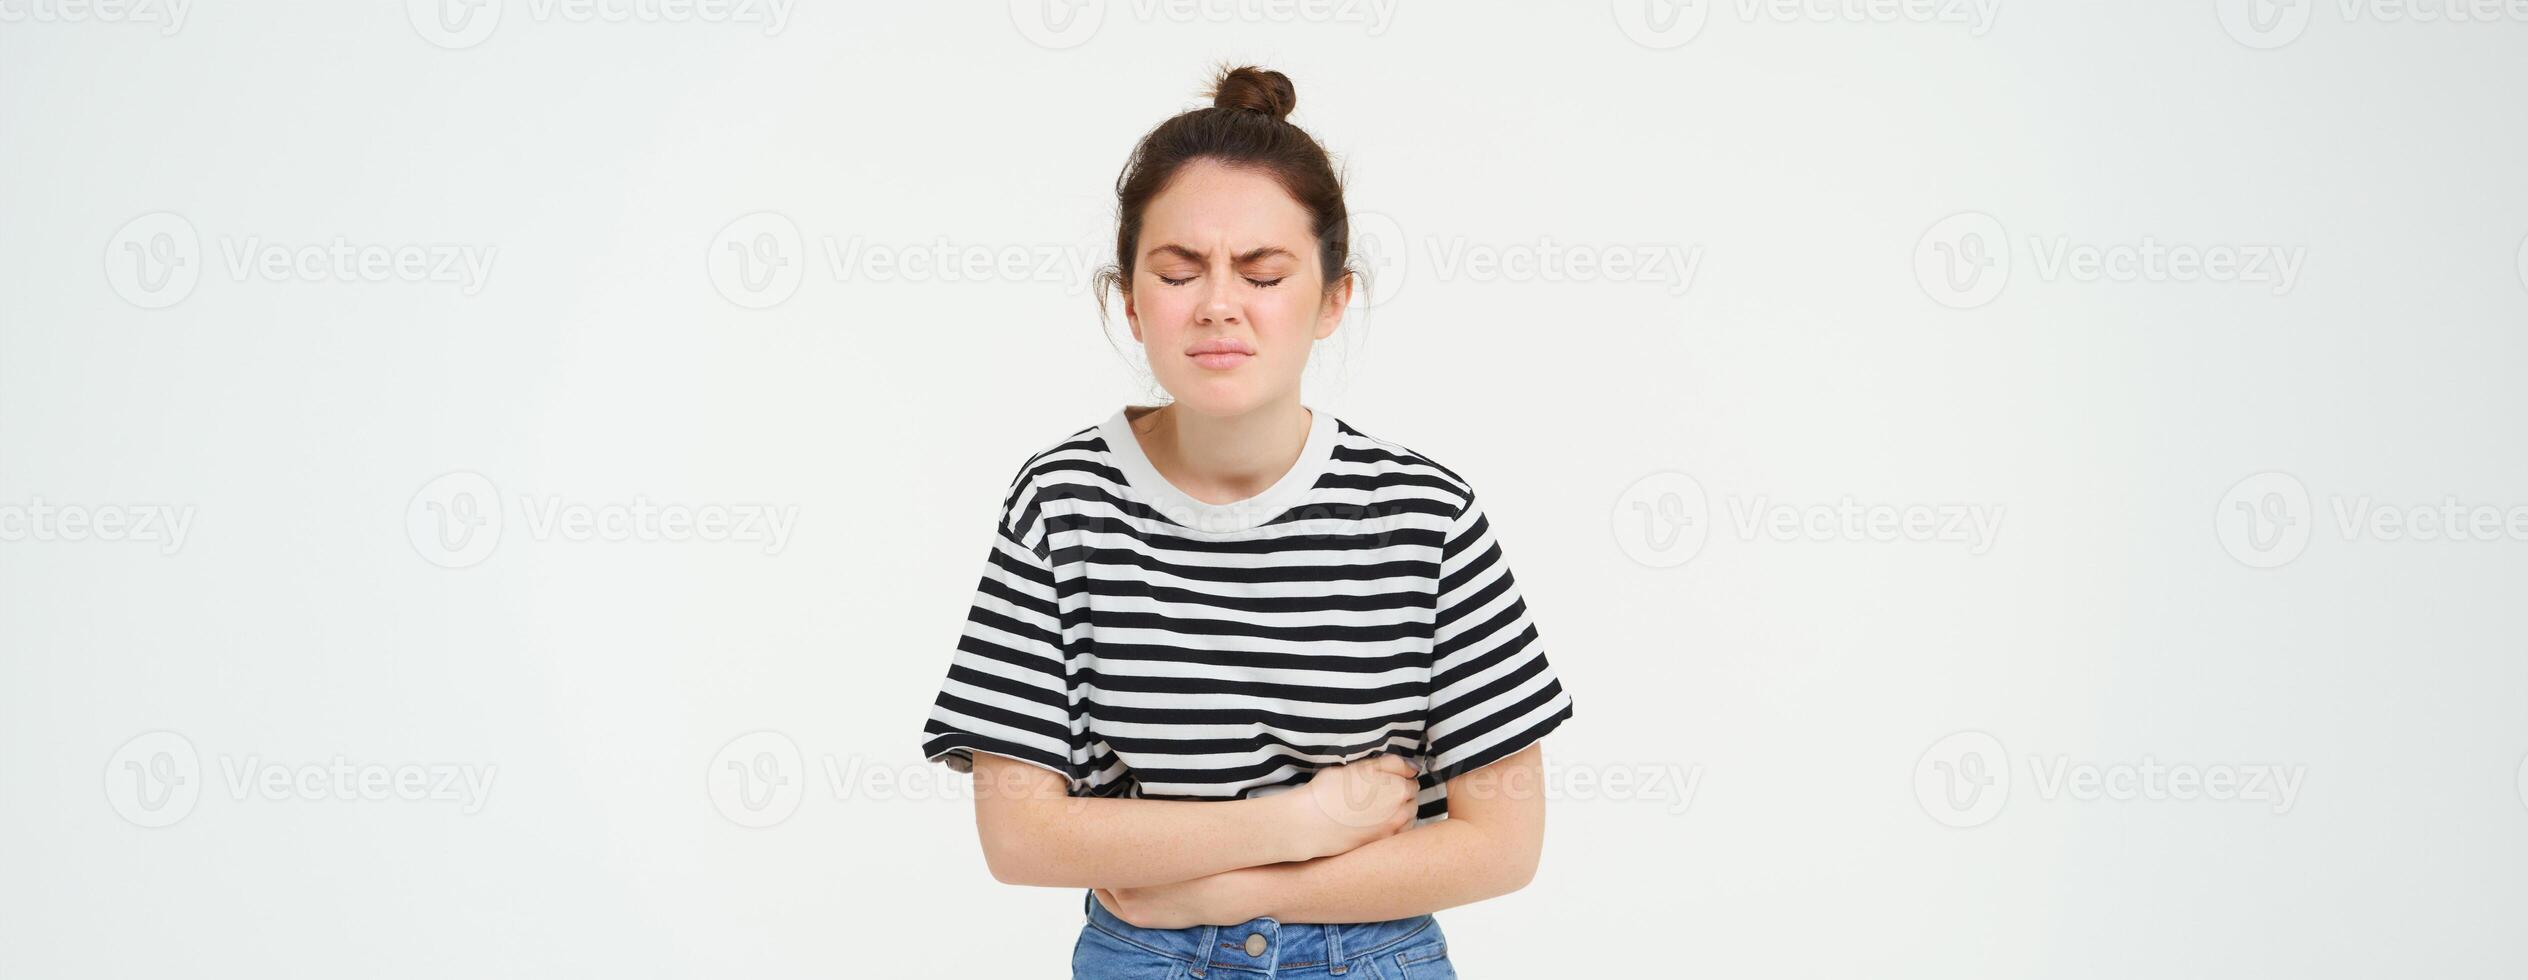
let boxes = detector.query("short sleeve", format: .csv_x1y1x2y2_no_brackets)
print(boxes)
1420,489,1574,784
919,505,1078,784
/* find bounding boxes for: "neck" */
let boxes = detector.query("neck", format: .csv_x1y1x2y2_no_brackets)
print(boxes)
1128,398,1314,506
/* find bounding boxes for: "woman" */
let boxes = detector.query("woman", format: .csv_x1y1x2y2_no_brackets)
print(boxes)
921,65,1574,979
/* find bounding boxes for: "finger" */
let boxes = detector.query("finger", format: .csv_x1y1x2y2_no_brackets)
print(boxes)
1371,754,1418,780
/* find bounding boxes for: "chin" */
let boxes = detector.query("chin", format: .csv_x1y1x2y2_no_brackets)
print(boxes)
1157,378,1272,418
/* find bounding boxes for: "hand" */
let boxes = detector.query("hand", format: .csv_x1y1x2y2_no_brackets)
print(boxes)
1096,869,1266,930
1274,752,1420,862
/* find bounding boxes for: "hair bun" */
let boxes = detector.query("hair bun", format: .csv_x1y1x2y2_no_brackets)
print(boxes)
1210,65,1297,121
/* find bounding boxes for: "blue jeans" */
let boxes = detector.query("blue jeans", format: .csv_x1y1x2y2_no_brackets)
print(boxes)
1072,890,1456,979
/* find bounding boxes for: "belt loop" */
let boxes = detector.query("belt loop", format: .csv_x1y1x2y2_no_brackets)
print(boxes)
1189,925,1221,978
1326,922,1349,974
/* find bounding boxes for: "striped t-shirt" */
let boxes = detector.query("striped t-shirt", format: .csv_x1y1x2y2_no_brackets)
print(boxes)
920,403,1574,822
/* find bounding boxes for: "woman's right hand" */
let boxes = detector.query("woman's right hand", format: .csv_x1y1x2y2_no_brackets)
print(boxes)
1277,753,1422,861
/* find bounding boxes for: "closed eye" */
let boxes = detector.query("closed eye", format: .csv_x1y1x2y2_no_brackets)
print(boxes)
1157,274,1284,288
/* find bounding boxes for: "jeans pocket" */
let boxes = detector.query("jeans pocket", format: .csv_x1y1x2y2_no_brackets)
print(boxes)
1071,923,1189,980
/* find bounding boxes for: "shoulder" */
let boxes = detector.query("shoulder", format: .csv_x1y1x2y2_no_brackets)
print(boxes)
991,417,1114,537
1327,415,1477,518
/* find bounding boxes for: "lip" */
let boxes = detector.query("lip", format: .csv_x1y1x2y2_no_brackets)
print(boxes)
1186,338,1255,371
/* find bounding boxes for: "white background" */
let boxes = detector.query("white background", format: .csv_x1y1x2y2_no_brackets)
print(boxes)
5,1,2527,976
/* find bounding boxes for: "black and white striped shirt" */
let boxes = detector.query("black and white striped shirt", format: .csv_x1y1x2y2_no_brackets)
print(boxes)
921,404,1574,822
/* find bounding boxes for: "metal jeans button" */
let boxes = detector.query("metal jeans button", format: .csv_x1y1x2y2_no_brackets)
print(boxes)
1244,933,1268,957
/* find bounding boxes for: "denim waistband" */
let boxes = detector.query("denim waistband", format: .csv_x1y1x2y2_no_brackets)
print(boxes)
1080,889,1440,976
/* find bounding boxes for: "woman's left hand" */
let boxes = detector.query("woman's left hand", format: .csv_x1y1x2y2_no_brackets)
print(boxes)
1095,868,1269,929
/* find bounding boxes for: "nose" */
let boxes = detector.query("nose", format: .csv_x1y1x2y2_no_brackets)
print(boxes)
1197,277,1241,325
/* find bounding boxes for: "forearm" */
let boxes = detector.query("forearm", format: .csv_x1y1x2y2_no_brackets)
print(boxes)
1096,745,1554,929
1233,813,1538,923
978,791,1307,889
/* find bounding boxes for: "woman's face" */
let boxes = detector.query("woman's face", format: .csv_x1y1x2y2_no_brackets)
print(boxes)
1125,158,1349,417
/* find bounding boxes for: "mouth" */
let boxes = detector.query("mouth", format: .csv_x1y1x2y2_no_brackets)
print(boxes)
1186,340,1256,371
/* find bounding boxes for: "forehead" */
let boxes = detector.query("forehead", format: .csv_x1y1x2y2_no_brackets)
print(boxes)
1140,158,1315,249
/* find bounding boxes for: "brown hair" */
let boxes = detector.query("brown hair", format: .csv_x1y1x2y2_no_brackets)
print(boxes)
1093,65,1354,317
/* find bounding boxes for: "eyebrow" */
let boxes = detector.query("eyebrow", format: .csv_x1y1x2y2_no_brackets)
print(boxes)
1143,244,1297,265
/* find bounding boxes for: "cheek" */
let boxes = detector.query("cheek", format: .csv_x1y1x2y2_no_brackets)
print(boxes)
1131,285,1193,323
1251,288,1326,338
1130,281,1211,334
1251,286,1308,316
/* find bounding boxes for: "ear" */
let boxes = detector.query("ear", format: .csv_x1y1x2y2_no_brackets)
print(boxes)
1123,283,1141,344
1314,271,1353,341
